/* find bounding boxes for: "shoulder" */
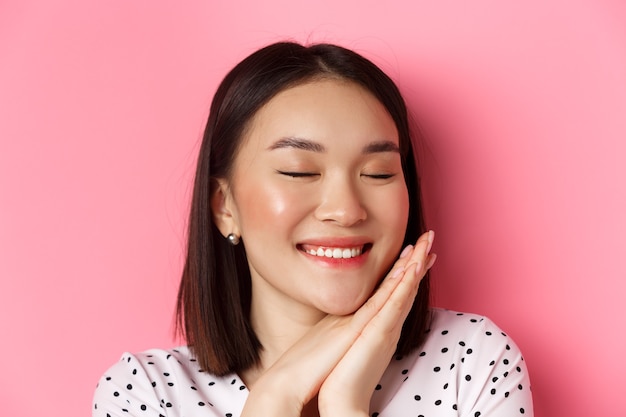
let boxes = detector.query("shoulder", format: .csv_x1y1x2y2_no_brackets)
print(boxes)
106,346,200,373
391,308,527,378
372,308,534,416
92,347,248,417
94,347,202,396
421,308,530,386
426,307,516,346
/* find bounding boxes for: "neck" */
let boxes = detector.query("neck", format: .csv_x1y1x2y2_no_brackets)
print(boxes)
241,278,327,389
253,294,326,369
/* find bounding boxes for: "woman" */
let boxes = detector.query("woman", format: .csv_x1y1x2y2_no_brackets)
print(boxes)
93,42,533,416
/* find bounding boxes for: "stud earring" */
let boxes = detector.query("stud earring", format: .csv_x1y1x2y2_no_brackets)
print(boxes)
227,233,240,245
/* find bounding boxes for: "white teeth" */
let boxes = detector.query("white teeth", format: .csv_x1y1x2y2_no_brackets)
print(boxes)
306,246,363,259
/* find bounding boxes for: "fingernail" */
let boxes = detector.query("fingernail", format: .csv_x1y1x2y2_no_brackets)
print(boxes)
426,230,434,254
391,266,405,278
400,245,413,259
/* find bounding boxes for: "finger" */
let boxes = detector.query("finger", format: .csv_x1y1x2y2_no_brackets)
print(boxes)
364,262,421,338
253,314,357,407
349,230,433,332
425,252,437,270
362,231,436,340
386,230,433,281
348,248,412,330
318,259,433,413
402,230,434,274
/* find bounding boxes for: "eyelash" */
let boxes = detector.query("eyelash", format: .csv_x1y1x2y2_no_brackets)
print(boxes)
277,171,395,179
277,171,319,178
365,173,395,179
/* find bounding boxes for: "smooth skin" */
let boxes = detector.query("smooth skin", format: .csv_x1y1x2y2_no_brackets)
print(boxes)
211,79,437,416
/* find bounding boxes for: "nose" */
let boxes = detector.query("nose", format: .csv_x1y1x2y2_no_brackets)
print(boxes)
314,175,367,226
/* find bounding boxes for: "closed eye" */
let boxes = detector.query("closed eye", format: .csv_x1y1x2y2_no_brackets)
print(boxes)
363,173,396,179
277,170,320,178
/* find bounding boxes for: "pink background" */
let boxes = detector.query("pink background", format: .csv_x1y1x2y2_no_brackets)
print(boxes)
1,1,625,416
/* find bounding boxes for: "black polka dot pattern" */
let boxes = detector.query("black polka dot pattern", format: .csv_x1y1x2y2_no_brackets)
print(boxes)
369,309,532,416
92,348,247,416
92,309,533,416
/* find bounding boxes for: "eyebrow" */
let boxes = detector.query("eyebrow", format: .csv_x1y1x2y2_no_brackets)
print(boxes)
268,137,326,152
362,140,401,154
268,137,400,154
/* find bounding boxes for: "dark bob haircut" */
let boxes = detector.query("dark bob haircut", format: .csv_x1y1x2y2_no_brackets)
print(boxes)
176,41,431,376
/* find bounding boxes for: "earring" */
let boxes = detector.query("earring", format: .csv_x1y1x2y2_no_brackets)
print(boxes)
227,233,240,246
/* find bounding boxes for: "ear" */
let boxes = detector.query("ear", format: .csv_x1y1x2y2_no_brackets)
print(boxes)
210,178,240,239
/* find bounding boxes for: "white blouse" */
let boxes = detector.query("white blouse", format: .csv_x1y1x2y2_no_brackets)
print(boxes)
93,308,533,416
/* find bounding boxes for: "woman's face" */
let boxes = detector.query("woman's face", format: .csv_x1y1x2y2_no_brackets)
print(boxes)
214,79,409,319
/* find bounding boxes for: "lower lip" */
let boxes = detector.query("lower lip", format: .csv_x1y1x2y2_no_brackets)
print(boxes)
300,249,370,268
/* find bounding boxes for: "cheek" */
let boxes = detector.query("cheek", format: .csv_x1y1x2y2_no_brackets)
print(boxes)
234,180,304,233
379,184,410,231
382,188,410,266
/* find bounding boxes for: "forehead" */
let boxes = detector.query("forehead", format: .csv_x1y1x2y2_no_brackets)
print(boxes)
242,78,398,149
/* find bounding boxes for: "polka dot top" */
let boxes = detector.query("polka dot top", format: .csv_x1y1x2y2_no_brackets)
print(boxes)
93,308,533,416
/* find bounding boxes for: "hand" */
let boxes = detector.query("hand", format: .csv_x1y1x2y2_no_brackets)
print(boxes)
317,230,436,416
241,231,436,417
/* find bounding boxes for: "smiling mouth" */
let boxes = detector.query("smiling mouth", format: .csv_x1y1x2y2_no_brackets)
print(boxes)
298,243,372,259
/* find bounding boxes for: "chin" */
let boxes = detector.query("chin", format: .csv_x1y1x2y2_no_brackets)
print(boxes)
309,278,379,316
316,295,368,317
